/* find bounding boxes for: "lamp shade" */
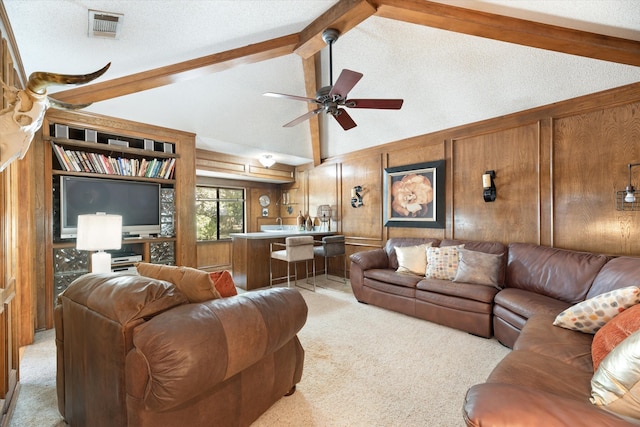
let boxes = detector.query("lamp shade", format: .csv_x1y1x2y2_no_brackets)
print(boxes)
76,213,122,251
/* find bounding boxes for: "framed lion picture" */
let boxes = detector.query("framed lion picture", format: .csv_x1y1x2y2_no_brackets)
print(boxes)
383,160,445,228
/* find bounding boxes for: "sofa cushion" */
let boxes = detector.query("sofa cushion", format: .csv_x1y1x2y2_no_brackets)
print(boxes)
587,256,640,299
364,268,421,289
592,304,640,371
487,350,594,400
136,262,222,303
425,245,463,280
453,247,503,288
395,243,431,275
514,313,594,372
417,278,498,305
591,329,640,420
553,286,640,334
494,288,572,320
59,273,189,325
506,243,609,304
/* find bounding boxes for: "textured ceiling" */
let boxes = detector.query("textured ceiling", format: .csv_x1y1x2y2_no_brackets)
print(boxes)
4,0,640,173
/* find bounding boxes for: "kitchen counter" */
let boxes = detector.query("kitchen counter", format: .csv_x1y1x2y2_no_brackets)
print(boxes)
231,229,333,290
229,230,330,239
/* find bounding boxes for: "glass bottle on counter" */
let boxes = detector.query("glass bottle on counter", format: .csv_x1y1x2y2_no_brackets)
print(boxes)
306,215,313,231
297,211,305,231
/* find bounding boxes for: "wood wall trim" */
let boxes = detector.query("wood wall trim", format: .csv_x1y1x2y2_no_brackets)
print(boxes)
44,109,196,142
374,0,640,67
196,149,296,183
0,1,25,86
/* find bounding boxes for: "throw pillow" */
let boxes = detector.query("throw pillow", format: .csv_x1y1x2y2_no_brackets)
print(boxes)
209,270,238,297
136,262,221,303
425,245,464,280
592,304,640,371
553,286,640,334
395,243,431,276
591,329,640,419
452,247,503,288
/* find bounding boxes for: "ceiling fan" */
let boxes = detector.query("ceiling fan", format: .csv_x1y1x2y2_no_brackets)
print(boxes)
264,28,403,131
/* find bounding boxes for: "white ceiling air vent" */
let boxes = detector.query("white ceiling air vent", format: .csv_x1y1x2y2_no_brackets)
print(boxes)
88,10,124,39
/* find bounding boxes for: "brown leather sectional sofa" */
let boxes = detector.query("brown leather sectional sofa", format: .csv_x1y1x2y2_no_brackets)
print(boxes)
55,273,307,427
350,239,640,425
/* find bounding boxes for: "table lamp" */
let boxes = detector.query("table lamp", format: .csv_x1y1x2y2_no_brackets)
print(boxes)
76,213,122,273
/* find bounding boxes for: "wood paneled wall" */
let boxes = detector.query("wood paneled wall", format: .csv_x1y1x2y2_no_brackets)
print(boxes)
0,10,29,425
303,82,640,259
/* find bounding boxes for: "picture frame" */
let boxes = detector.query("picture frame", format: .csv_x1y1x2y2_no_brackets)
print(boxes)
383,159,445,228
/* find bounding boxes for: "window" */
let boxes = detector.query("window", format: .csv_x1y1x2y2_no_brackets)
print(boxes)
196,186,245,241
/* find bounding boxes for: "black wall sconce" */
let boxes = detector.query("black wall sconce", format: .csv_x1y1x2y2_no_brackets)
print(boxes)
482,170,496,202
351,186,363,208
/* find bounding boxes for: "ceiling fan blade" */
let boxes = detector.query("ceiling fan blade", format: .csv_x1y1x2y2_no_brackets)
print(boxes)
283,108,323,127
329,69,363,99
264,92,320,104
346,99,404,109
332,108,357,131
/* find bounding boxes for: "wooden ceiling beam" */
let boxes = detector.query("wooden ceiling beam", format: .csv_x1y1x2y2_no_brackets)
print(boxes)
373,0,640,67
294,0,376,59
52,33,300,104
301,55,322,166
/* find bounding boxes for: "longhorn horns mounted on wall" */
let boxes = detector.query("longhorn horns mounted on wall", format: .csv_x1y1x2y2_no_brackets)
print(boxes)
0,62,111,172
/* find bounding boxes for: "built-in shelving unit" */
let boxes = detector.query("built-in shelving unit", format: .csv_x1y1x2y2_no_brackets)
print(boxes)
38,109,197,328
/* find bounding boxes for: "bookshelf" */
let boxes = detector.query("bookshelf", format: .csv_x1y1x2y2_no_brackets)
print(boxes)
37,109,197,329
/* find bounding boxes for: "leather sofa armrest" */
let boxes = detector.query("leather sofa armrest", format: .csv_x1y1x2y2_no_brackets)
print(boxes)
350,248,388,270
349,249,389,301
127,287,308,412
463,383,634,427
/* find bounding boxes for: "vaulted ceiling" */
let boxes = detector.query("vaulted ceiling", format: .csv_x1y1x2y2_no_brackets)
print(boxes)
4,0,640,173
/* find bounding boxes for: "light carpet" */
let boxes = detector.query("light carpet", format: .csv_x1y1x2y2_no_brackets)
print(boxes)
10,279,510,426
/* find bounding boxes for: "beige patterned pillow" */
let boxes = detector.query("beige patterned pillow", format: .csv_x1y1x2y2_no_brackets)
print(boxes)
395,243,431,275
591,329,640,419
452,248,503,288
425,245,464,280
553,286,640,334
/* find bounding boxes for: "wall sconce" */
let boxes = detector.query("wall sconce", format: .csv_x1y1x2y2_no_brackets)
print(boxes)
76,212,122,273
258,154,276,168
351,186,363,208
616,163,640,211
482,170,496,202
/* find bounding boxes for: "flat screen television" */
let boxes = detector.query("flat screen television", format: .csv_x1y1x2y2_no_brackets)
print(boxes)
59,175,162,239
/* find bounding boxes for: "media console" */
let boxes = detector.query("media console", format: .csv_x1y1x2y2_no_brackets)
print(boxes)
41,109,197,328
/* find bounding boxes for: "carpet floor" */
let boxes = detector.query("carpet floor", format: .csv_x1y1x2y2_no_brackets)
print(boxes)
10,278,510,426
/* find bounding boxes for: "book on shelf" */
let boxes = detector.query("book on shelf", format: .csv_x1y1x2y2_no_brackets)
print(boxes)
51,142,175,179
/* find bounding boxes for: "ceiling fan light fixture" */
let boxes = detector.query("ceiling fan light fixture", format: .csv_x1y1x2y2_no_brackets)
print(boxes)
264,27,403,131
259,154,276,168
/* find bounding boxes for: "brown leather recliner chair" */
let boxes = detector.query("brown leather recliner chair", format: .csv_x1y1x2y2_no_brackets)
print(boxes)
55,273,307,427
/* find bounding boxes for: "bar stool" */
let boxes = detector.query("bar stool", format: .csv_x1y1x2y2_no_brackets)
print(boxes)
314,235,346,283
270,236,316,291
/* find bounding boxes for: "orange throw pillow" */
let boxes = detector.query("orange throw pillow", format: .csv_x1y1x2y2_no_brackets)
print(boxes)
209,270,238,297
592,303,640,371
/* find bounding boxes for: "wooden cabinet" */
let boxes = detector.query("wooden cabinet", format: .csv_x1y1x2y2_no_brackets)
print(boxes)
37,110,197,329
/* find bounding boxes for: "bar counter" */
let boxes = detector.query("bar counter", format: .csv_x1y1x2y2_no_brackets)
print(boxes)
230,229,333,290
